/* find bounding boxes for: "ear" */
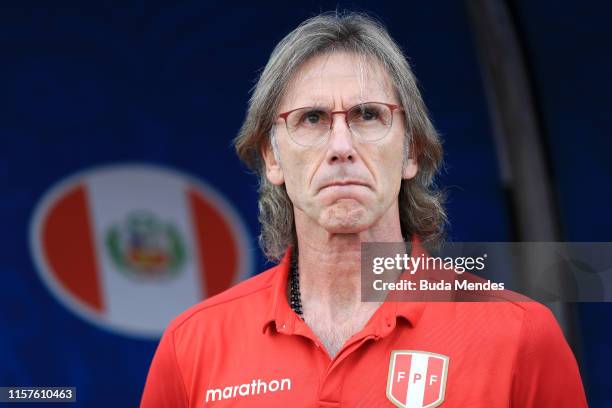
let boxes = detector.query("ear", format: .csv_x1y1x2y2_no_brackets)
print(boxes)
261,140,285,185
402,158,418,180
402,143,418,180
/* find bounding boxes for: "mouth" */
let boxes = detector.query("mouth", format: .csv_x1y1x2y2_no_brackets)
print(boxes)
318,180,370,193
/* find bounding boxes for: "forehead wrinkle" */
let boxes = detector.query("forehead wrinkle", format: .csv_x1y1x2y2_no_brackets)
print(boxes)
281,52,396,111
354,53,395,102
283,52,335,109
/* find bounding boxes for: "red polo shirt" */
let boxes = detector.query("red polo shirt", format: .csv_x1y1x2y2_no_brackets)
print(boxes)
141,248,587,407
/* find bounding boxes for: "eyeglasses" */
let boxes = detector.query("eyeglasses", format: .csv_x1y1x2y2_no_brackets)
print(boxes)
278,102,403,147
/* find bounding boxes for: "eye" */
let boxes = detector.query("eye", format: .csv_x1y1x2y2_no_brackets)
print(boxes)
360,106,380,121
301,110,325,125
350,104,384,123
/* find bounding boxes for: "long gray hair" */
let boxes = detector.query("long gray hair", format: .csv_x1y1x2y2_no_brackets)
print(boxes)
234,11,446,261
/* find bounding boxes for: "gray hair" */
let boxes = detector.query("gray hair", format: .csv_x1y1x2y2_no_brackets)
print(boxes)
234,11,447,261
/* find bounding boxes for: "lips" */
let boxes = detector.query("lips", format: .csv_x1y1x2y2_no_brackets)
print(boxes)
318,180,370,192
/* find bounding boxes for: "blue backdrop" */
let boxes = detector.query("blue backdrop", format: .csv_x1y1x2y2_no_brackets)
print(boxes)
1,1,610,406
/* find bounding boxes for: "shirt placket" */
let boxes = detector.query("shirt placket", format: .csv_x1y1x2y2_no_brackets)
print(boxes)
287,305,398,407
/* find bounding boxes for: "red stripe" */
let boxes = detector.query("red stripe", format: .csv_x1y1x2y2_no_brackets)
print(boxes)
42,184,103,312
391,353,412,404
187,188,238,298
423,356,444,406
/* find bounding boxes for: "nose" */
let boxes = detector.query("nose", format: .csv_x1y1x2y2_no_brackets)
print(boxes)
325,113,356,164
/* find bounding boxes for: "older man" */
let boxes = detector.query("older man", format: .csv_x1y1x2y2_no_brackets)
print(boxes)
141,13,586,407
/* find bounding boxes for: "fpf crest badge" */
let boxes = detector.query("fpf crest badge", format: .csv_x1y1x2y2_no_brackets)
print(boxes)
386,350,449,408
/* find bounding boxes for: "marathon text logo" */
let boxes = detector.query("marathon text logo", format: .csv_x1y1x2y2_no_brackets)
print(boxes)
205,378,291,403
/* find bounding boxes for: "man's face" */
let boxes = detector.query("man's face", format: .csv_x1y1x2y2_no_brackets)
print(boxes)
263,52,417,235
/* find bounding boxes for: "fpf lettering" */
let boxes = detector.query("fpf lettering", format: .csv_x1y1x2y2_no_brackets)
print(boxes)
396,372,439,385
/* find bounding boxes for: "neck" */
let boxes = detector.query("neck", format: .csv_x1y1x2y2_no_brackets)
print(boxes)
293,203,404,315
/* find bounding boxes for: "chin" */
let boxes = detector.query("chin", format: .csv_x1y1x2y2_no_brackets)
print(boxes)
319,200,372,233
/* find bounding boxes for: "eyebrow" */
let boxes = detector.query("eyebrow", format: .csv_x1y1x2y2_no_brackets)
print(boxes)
289,96,388,109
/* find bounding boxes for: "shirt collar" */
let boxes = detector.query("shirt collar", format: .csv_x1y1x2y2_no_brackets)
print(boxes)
372,235,428,336
261,235,429,336
262,247,294,335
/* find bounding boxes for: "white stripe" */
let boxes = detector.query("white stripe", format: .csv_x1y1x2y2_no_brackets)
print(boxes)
405,354,429,408
87,166,204,337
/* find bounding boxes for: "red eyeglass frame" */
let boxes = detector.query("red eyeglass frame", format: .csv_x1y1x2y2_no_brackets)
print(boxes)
278,102,404,128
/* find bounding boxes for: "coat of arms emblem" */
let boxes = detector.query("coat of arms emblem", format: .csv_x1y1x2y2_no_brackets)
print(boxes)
386,350,449,408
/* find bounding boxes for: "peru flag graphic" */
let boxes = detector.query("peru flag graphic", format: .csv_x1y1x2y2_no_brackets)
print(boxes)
386,350,449,408
30,164,252,338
